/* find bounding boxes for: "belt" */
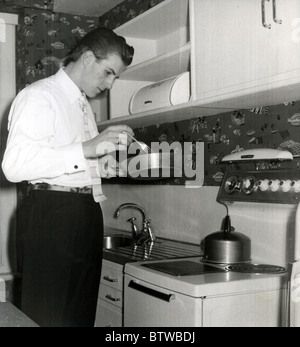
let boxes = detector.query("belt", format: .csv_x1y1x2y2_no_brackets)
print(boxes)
28,183,93,195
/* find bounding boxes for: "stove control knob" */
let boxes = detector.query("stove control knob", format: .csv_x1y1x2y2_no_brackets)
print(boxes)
242,176,257,195
280,180,292,192
224,176,238,194
258,179,269,192
291,180,300,193
268,179,281,192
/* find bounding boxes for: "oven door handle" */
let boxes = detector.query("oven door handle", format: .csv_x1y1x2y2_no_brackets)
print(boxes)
128,280,175,303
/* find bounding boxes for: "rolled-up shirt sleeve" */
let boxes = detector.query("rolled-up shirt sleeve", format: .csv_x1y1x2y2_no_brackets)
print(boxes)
2,89,88,183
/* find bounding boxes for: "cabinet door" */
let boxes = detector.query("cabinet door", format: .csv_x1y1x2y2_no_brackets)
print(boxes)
94,299,122,327
191,0,300,102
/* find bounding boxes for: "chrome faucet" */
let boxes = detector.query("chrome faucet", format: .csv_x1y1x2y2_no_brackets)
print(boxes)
114,203,155,246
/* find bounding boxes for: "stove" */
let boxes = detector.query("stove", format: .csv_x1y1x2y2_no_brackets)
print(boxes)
124,153,300,327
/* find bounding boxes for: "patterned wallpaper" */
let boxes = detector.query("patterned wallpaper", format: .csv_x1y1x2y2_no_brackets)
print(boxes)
1,0,299,187
130,101,300,186
18,8,98,88
98,0,165,29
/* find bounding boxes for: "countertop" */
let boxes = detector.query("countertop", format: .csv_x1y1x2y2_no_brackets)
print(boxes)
0,303,39,327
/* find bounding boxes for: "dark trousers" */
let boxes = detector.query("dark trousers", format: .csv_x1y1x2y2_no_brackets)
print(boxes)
18,189,103,327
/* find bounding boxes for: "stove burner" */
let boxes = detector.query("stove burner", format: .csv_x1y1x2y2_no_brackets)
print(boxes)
226,263,286,274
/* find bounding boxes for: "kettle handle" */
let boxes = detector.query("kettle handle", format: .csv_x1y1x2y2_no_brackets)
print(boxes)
223,215,232,239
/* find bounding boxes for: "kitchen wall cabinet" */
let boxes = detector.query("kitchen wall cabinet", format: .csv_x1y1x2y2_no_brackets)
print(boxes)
96,0,300,131
191,0,300,109
94,260,124,327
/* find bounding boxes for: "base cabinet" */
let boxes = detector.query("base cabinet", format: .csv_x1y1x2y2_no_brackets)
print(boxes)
94,260,124,327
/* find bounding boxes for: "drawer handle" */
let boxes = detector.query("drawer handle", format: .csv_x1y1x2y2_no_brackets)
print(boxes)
105,294,121,302
103,275,118,283
128,281,175,303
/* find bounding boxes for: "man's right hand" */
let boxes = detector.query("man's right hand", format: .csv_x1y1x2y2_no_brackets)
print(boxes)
82,125,134,158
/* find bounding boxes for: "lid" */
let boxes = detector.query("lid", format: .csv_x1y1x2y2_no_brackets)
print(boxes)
221,148,293,163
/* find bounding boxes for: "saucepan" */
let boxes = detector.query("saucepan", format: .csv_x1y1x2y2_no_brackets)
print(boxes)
119,151,182,180
118,132,182,180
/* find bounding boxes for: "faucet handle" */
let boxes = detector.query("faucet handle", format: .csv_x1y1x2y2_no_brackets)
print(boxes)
143,219,155,242
127,217,138,238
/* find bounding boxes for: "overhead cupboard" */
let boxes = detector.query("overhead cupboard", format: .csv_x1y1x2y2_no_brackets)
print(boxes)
96,0,300,130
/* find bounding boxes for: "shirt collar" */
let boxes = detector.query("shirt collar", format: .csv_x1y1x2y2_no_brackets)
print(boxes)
55,68,83,104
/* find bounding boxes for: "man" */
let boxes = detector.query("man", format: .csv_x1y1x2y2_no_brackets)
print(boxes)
2,28,134,327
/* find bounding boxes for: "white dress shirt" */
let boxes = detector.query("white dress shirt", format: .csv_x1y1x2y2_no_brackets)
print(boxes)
2,68,100,188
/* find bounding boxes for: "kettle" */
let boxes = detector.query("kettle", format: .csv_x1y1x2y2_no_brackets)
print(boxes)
203,215,251,264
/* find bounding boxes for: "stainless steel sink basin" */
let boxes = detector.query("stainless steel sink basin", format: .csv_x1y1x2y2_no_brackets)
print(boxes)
103,234,133,249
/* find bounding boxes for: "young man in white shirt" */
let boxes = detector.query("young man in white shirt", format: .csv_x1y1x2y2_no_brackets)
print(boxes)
2,27,134,327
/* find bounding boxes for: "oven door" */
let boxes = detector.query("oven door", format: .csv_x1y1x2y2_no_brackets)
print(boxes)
124,275,202,327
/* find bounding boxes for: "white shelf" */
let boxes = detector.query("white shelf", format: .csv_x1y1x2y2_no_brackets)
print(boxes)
120,44,191,82
97,102,230,130
114,0,189,40
97,73,300,131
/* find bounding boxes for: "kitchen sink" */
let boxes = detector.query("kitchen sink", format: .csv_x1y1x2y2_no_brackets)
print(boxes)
103,229,202,265
103,234,133,250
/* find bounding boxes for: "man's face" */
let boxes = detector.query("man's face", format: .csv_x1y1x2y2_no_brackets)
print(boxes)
83,52,126,98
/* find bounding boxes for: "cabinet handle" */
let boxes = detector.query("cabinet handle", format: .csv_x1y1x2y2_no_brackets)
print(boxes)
261,0,272,29
105,294,121,302
272,0,282,24
103,275,118,283
128,280,175,303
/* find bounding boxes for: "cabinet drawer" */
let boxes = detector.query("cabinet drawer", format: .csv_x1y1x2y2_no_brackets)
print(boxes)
94,299,122,327
99,284,123,309
101,265,123,291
